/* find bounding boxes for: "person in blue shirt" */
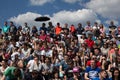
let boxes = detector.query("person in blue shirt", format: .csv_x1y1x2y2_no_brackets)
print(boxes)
39,23,47,34
59,55,69,78
84,60,101,80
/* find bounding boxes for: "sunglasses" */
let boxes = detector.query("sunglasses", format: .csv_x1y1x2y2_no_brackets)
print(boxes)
102,58,106,60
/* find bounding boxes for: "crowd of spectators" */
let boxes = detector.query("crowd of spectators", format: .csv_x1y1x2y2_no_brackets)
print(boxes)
0,21,120,80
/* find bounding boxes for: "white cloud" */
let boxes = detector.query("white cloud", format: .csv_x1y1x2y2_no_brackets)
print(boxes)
95,20,101,24
86,0,120,19
51,9,99,27
30,0,54,6
9,12,42,27
105,20,119,25
63,0,81,4
9,9,99,28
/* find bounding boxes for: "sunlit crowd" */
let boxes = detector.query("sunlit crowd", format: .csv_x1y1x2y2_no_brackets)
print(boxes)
0,21,120,80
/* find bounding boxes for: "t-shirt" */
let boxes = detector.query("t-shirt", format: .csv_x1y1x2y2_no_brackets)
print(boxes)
21,48,31,57
3,67,16,80
85,39,94,48
85,66,101,80
2,26,10,33
60,60,69,71
27,60,42,72
65,67,73,79
55,26,62,35
22,26,30,34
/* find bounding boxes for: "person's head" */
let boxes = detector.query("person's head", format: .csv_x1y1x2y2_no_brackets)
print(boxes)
48,22,52,26
41,30,45,35
67,59,73,67
32,26,37,33
18,26,22,31
90,60,96,68
64,23,68,28
1,59,7,67
54,72,59,79
101,55,107,61
14,54,19,60
71,41,75,46
113,68,120,76
4,21,8,26
116,55,120,66
103,43,108,48
23,43,28,49
111,42,116,47
34,55,39,62
78,23,82,27
100,69,108,79
24,22,28,27
93,44,98,48
10,21,14,26
45,57,50,64
86,21,90,26
94,22,98,26
64,54,69,61
114,47,119,53
87,34,92,39
91,55,97,61
94,48,100,55
112,67,120,79
99,24,104,28
57,22,60,26
110,21,114,26
42,23,46,27
74,56,80,62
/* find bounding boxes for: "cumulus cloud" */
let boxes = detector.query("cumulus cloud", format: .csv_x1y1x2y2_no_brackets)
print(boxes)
62,0,81,4
9,9,99,28
95,20,101,24
9,12,42,27
51,9,99,27
30,0,54,6
86,0,120,19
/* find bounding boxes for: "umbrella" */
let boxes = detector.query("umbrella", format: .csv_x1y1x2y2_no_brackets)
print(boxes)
35,16,50,22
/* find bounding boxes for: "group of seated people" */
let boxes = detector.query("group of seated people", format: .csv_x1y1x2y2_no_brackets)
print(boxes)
0,20,120,80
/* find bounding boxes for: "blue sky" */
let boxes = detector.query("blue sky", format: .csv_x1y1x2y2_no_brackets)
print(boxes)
0,0,120,28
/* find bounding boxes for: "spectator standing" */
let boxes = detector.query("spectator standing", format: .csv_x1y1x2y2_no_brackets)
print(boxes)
39,23,47,34
9,21,17,35
109,21,117,35
47,22,54,37
55,23,62,36
76,23,84,35
2,21,10,34
22,22,30,34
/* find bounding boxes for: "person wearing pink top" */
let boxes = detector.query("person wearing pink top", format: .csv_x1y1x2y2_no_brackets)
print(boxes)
39,30,50,42
99,24,105,34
